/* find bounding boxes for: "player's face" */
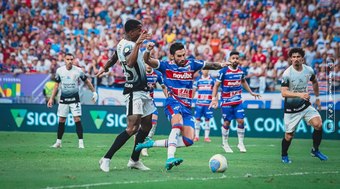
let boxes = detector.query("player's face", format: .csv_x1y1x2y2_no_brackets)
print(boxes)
128,24,143,42
202,69,209,76
290,52,303,67
229,55,239,68
173,49,186,66
64,55,74,70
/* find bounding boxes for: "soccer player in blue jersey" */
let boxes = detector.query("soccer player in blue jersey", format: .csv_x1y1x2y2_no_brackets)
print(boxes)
192,70,215,142
141,64,168,156
210,51,261,153
135,42,230,170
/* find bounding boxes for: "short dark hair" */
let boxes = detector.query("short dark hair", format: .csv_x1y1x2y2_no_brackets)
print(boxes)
65,53,74,57
170,42,185,55
229,51,240,57
124,19,142,33
288,48,305,57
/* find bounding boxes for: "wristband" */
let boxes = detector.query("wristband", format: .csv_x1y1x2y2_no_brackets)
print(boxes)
315,97,320,100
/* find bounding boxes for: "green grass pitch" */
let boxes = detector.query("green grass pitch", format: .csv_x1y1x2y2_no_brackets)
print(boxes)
0,132,339,189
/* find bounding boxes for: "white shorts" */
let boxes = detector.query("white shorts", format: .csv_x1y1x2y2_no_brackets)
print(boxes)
124,91,156,118
284,106,321,133
57,102,82,117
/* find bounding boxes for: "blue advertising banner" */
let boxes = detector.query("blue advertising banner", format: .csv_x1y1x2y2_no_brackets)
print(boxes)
1,104,339,140
0,74,49,100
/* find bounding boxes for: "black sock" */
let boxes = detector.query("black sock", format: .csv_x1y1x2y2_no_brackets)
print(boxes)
131,129,149,162
104,130,131,159
313,130,322,151
57,122,65,139
75,121,83,139
281,138,292,156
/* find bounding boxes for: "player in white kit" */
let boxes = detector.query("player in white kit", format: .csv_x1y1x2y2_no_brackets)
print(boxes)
280,48,328,163
48,53,98,148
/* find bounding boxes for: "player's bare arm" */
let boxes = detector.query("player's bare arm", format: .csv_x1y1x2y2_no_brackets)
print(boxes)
96,50,118,77
127,30,149,68
47,82,59,108
161,85,168,98
203,61,231,70
143,42,159,68
209,81,221,109
311,76,321,110
84,79,98,103
241,78,261,99
281,86,310,101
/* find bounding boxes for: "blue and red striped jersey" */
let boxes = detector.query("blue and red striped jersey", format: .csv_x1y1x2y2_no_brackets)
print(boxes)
217,67,245,106
146,69,164,98
157,59,205,107
193,75,215,106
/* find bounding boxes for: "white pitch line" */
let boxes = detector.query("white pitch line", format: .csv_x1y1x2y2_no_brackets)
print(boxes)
43,170,339,189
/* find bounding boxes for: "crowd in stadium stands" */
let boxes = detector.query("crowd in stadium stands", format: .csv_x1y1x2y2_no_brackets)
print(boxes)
0,0,339,92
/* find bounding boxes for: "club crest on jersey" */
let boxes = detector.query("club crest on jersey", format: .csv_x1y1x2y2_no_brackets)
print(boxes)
123,46,132,56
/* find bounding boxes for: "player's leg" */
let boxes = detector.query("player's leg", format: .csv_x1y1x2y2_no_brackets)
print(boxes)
204,106,213,142
305,107,328,160
52,104,68,148
281,112,301,163
194,106,203,141
70,102,84,148
221,106,233,153
100,93,142,172
234,104,246,152
141,112,158,156
128,94,155,170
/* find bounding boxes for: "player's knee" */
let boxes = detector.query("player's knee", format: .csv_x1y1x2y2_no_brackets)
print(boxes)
182,136,194,147
74,117,81,122
285,133,294,141
125,127,138,135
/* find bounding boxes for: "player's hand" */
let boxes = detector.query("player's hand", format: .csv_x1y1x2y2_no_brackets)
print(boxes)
209,99,218,109
314,98,321,110
251,92,261,99
47,99,53,108
136,30,151,45
146,41,155,52
92,92,98,103
300,93,310,101
95,67,106,78
220,61,231,68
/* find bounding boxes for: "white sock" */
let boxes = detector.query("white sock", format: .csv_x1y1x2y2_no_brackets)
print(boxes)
153,139,168,147
167,128,181,159
79,139,84,144
221,126,229,145
204,121,210,138
56,139,62,144
148,124,157,138
195,120,201,138
237,127,245,144
152,137,187,148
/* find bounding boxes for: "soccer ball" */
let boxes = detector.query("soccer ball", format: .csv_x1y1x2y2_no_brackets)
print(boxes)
209,154,228,173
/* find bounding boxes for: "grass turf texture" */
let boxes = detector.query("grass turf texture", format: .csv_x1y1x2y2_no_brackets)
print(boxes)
0,132,339,189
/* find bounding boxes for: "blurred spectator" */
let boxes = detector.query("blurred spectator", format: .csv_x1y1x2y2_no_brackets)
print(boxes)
111,62,125,88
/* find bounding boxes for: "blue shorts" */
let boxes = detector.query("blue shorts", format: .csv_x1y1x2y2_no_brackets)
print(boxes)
194,105,213,120
221,103,245,121
164,98,195,129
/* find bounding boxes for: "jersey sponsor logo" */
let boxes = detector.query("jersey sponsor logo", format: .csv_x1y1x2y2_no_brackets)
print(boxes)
222,90,242,98
166,70,193,80
223,80,241,86
171,88,193,98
